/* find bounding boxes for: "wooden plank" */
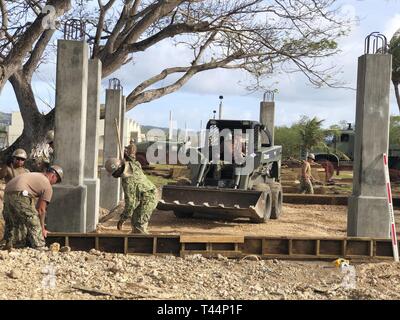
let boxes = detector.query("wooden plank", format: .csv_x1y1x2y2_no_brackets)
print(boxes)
180,235,244,243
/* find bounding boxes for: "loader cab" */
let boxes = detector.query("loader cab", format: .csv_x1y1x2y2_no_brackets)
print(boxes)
197,119,272,188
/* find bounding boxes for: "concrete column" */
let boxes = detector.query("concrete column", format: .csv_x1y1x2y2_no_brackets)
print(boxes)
120,96,126,147
100,89,122,209
120,96,126,201
347,53,392,238
260,101,275,145
47,40,88,233
84,59,101,232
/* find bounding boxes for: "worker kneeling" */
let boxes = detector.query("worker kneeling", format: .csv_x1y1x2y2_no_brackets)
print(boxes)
105,146,157,234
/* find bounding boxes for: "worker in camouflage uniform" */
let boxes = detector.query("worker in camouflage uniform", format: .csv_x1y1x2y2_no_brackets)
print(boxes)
2,165,63,249
105,144,157,234
0,149,30,247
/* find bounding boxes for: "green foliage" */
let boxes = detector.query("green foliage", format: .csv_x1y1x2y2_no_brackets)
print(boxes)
390,30,400,84
274,126,302,159
296,116,325,152
390,116,400,146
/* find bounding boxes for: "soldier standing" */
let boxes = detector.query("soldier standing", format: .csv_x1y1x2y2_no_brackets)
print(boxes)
105,144,157,234
2,165,63,249
300,153,316,194
0,149,30,247
0,149,29,183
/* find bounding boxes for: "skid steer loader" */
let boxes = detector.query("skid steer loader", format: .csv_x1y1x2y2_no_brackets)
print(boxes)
157,119,283,223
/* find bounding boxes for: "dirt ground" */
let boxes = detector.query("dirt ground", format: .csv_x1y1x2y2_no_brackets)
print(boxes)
1,248,400,300
98,205,400,238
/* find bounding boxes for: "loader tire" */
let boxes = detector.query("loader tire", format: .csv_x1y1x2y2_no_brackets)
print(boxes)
173,211,194,219
268,182,283,219
251,184,272,223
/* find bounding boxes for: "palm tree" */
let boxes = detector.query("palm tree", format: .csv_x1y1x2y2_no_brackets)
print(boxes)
296,116,325,154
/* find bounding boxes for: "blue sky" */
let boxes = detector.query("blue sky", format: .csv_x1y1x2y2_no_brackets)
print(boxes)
1,0,400,131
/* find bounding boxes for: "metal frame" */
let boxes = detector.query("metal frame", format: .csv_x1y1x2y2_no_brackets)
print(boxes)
45,233,398,260
364,32,388,54
64,19,86,41
263,90,275,102
108,78,123,92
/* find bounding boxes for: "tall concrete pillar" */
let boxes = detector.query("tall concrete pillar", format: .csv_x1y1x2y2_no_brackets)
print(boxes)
120,96,126,201
347,53,392,238
120,96,126,147
100,89,122,209
260,92,275,146
260,102,275,144
47,40,88,233
84,59,101,232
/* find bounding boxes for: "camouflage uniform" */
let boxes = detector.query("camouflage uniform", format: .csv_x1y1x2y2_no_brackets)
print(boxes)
1,165,29,246
2,192,44,248
120,158,157,233
299,177,314,194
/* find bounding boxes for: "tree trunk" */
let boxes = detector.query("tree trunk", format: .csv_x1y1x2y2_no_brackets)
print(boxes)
394,81,400,114
0,71,54,163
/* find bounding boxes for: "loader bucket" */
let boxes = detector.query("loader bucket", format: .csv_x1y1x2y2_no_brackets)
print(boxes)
157,185,269,222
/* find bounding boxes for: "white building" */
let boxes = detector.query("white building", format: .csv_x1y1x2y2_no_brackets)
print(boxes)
6,111,142,155
8,112,24,145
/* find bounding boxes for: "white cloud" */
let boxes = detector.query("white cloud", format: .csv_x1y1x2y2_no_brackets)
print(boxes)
384,13,400,41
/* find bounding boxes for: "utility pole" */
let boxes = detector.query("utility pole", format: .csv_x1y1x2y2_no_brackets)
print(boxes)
219,95,224,119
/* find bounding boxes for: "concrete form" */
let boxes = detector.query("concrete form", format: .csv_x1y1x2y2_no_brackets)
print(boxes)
99,89,122,209
47,40,88,233
84,59,101,232
347,53,392,238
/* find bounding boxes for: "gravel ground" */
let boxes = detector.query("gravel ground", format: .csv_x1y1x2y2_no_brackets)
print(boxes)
2,181,400,300
1,248,400,300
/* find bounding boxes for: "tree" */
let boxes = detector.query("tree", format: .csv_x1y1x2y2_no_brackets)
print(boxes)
390,115,400,146
0,0,352,161
274,125,301,159
296,115,325,153
390,28,400,112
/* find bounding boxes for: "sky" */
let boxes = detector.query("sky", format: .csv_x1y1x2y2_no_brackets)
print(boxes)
1,0,400,131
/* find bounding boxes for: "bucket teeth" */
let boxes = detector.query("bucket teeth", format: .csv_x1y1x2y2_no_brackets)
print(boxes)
173,200,180,205
234,205,240,209
203,202,210,207
188,201,195,206
159,199,165,204
218,204,225,208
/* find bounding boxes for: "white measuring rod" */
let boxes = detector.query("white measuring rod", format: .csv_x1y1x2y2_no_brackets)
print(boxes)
383,153,399,262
